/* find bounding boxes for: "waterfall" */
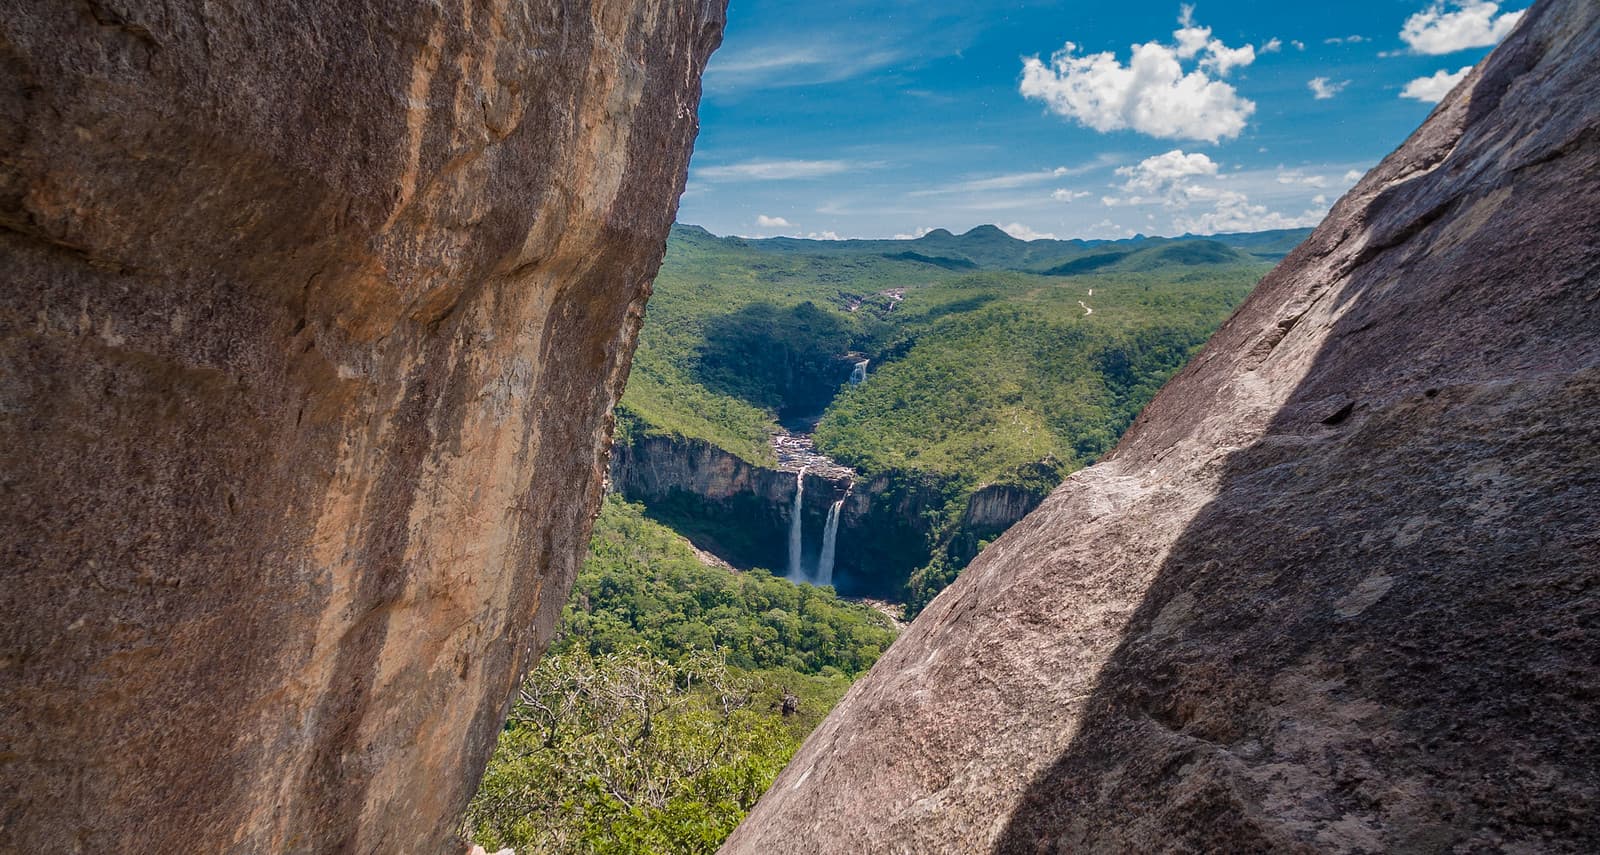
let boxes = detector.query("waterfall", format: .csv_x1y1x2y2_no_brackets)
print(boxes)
849,360,870,385
816,499,844,588
787,467,807,582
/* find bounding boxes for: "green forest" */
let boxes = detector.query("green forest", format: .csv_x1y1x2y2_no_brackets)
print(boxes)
616,224,1286,610
466,496,896,853
471,223,1299,852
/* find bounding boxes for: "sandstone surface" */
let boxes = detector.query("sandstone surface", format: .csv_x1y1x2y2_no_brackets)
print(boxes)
725,0,1600,851
1,1,723,851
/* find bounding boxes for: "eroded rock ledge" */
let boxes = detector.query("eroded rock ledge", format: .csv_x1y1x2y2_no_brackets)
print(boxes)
0,1,724,851
724,0,1600,851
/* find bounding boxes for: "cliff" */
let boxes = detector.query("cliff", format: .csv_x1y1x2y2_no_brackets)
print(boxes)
609,431,956,598
0,1,723,852
610,432,850,573
724,0,1600,852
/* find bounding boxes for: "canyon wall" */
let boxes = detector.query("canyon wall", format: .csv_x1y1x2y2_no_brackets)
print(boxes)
609,433,848,572
610,432,960,597
0,1,723,852
725,0,1600,851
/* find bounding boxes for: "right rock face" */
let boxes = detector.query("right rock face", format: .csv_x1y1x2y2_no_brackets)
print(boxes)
723,0,1600,852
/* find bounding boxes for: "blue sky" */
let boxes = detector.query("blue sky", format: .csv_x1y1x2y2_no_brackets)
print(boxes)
677,0,1526,240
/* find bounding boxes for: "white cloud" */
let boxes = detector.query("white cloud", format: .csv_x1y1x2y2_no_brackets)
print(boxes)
1401,1,1525,55
1104,150,1336,235
1115,150,1220,197
1277,169,1330,188
705,45,903,92
1402,66,1473,102
1260,38,1283,54
893,227,937,240
1090,219,1138,238
756,215,793,228
804,231,844,241
1019,8,1257,143
1202,42,1257,76
1324,35,1371,45
697,159,858,181
1175,196,1328,234
1344,169,1365,183
909,155,1121,198
1309,77,1349,100
1000,223,1059,241
1291,40,1307,51
915,167,1071,195
1173,5,1211,58
1052,189,1093,201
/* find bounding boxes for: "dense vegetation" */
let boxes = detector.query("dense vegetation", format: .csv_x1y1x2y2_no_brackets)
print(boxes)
466,496,896,853
621,225,1297,470
471,224,1301,852
619,227,943,463
815,269,1253,483
617,224,1285,609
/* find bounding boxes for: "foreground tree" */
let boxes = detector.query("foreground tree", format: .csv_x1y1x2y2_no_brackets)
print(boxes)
467,648,790,854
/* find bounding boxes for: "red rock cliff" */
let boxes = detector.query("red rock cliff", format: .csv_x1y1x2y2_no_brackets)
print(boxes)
724,0,1600,851
0,1,723,851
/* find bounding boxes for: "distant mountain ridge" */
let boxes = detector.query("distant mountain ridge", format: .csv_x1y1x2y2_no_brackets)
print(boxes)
672,223,1315,274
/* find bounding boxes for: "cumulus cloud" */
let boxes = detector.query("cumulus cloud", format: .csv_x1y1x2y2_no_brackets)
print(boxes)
1402,66,1473,102
1291,40,1307,51
1104,150,1333,234
1401,1,1525,55
893,227,937,240
697,159,857,181
1309,77,1349,100
804,231,844,241
1114,150,1220,198
1052,189,1093,201
1019,7,1257,143
1175,196,1328,234
1260,37,1283,54
1000,223,1059,241
757,215,793,228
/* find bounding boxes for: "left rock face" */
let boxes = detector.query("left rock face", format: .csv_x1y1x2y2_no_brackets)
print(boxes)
0,1,724,851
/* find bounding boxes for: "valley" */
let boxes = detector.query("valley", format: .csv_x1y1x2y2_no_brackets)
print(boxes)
11,3,1593,855
611,223,1299,613
471,221,1306,852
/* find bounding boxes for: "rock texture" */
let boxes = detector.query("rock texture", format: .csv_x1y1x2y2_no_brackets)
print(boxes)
958,484,1043,534
0,1,723,852
724,1,1600,852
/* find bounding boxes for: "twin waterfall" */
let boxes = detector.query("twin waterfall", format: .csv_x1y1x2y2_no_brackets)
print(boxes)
786,467,846,588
